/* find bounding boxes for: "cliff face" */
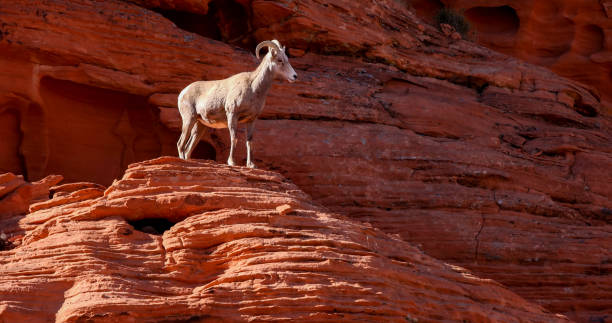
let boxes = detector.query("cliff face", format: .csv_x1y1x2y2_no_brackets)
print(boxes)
412,0,612,114
0,157,568,323
0,0,611,322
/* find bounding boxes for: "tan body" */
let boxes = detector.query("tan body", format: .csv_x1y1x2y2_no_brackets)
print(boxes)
176,40,297,168
180,71,269,129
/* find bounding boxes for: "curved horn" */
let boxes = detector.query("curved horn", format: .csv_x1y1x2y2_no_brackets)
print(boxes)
255,40,281,59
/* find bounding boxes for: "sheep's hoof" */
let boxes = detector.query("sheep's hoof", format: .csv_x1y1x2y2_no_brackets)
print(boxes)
247,162,257,169
227,158,236,167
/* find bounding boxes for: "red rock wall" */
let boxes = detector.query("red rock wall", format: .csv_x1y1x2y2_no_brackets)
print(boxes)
39,77,179,185
0,157,570,322
0,1,611,322
412,0,612,114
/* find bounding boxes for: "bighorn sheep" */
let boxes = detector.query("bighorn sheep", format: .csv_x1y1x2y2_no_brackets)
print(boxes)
176,39,298,168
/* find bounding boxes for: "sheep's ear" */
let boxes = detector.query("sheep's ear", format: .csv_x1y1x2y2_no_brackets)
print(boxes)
270,47,278,57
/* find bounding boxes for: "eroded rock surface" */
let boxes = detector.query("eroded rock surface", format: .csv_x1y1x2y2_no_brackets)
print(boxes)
413,0,612,114
0,1,611,321
0,157,569,322
0,172,62,218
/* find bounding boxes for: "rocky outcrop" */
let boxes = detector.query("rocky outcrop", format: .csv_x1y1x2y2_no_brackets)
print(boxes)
0,1,610,322
0,157,569,322
412,0,612,114
0,172,62,218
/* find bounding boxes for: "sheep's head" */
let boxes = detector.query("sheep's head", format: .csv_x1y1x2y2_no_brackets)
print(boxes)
256,40,298,83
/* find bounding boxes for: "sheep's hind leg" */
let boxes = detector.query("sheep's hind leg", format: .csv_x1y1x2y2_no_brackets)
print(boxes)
246,122,256,168
177,117,196,159
226,112,238,166
184,122,206,159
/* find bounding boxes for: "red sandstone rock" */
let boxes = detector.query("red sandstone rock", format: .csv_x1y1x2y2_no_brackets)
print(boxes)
0,1,610,322
0,172,62,251
50,182,106,197
0,157,569,322
440,23,462,40
0,172,62,217
276,203,295,215
414,0,612,114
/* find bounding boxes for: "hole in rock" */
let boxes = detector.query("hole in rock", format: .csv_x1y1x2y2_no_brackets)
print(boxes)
39,77,177,186
574,97,598,117
464,6,520,35
154,9,222,40
154,0,253,51
128,218,176,235
572,24,604,56
0,237,15,251
191,140,217,161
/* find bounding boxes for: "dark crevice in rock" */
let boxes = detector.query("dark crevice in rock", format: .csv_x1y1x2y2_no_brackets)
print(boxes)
191,140,217,161
158,315,212,323
414,131,460,140
128,218,176,235
456,174,509,190
152,0,254,51
0,237,15,251
297,93,335,100
573,97,599,117
154,8,222,40
560,89,600,117
447,75,490,94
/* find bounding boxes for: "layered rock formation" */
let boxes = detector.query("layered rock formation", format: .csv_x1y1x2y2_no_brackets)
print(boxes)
0,173,62,217
412,0,612,114
0,157,570,322
0,0,611,322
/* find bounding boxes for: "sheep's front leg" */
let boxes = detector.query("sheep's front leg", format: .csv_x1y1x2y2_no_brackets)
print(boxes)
177,115,196,159
246,121,256,168
184,122,206,159
226,112,238,166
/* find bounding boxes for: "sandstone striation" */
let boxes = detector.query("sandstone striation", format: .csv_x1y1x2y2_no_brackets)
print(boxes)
0,157,569,322
0,172,62,218
0,1,611,321
413,0,612,114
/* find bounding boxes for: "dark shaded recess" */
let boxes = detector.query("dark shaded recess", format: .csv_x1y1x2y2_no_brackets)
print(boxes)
153,0,254,51
0,238,14,251
191,140,217,161
154,8,221,40
574,96,598,117
464,6,520,35
434,7,471,36
159,315,212,323
128,218,176,235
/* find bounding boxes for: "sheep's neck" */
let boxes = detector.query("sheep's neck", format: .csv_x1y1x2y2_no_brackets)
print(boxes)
251,56,274,99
